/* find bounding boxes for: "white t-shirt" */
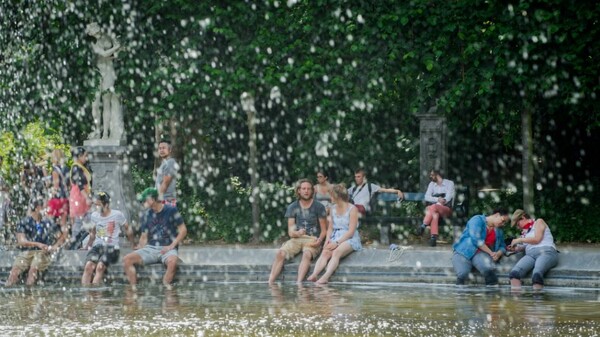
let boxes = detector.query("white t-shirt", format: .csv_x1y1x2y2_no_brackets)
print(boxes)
424,179,455,205
90,209,127,248
348,183,381,211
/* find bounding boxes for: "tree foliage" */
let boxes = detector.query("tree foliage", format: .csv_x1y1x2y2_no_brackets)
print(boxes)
1,0,598,242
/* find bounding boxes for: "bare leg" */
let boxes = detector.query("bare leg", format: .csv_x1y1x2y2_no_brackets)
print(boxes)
5,267,22,287
316,243,354,284
510,278,522,289
163,255,178,285
123,252,143,285
307,249,332,282
92,262,107,284
268,250,286,284
532,283,543,290
25,267,40,286
296,250,314,283
82,261,96,284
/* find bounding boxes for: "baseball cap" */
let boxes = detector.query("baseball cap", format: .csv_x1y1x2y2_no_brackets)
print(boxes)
137,187,158,202
511,209,526,227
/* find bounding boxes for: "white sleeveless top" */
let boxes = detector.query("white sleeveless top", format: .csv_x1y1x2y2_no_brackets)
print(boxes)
524,219,556,253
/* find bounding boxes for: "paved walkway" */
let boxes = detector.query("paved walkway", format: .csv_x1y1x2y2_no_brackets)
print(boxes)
0,243,598,287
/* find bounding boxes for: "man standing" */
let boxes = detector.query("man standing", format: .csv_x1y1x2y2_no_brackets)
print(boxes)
122,188,187,287
5,200,64,286
82,191,133,284
268,179,327,284
155,140,179,206
347,168,403,217
416,169,455,247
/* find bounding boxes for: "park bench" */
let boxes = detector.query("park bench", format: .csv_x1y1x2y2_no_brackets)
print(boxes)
361,186,470,245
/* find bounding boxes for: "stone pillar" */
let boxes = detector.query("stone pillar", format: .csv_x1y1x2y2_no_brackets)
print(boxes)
418,113,447,191
83,139,140,229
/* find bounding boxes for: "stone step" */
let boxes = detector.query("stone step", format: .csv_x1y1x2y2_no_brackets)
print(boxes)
0,245,597,288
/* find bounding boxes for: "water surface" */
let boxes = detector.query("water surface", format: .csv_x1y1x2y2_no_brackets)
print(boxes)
0,282,598,336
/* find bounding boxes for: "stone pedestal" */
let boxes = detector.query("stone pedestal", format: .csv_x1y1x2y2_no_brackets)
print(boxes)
83,139,140,227
418,114,448,191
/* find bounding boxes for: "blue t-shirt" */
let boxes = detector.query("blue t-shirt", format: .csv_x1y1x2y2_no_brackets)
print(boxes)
16,216,60,251
140,204,184,246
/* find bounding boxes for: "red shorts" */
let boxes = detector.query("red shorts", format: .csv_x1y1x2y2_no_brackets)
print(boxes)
48,198,69,217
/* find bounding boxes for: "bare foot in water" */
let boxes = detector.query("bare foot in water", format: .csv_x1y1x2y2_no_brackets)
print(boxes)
315,278,329,285
306,275,317,282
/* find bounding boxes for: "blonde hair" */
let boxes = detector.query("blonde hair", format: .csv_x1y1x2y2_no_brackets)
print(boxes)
50,149,65,165
331,184,349,202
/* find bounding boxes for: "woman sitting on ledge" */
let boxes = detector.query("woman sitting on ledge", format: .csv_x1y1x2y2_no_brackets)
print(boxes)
308,184,361,284
508,209,559,290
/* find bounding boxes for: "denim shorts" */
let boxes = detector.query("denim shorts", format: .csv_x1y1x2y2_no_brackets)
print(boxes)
85,245,120,266
135,245,178,265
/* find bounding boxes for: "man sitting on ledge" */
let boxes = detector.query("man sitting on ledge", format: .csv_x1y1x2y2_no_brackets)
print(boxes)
123,188,187,287
268,179,327,284
347,168,403,217
5,200,64,286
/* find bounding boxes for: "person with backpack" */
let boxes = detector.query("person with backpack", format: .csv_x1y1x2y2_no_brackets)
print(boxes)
347,168,403,217
68,146,92,250
47,149,70,238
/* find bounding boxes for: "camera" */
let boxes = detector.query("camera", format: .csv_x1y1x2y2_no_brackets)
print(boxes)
432,193,446,198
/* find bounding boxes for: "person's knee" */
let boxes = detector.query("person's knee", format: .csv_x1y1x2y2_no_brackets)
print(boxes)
275,249,287,261
84,262,96,273
321,249,333,259
301,250,313,260
123,254,139,268
96,263,106,273
165,256,178,269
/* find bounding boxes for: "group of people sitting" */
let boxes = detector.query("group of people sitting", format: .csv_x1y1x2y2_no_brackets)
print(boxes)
452,207,559,289
269,168,559,289
3,152,558,289
3,139,185,288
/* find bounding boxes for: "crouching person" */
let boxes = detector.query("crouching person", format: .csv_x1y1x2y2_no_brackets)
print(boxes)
82,191,132,284
123,188,187,287
6,200,64,286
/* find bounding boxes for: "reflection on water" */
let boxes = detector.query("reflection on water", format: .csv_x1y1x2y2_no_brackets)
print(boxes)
0,282,598,336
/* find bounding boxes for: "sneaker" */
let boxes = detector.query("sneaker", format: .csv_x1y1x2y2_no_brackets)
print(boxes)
429,236,437,247
416,224,426,236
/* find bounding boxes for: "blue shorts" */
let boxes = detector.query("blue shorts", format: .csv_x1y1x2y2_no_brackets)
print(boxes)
135,245,178,265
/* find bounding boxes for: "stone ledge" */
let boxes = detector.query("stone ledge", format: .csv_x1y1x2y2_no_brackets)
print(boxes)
0,245,597,287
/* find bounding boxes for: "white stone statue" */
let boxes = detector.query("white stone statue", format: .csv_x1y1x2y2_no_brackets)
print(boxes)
86,22,124,141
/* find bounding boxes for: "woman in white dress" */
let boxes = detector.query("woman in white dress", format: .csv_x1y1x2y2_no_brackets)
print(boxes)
307,184,361,284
